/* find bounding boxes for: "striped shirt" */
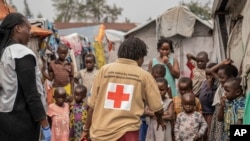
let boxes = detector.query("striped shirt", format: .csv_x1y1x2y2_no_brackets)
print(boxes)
49,59,73,87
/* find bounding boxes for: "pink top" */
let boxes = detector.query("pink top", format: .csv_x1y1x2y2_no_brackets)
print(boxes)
48,103,70,141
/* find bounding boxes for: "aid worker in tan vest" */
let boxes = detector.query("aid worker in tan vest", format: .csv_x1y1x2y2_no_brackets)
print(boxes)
79,37,166,141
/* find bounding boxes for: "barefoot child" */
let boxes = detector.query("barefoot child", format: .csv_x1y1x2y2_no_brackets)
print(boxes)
47,87,70,141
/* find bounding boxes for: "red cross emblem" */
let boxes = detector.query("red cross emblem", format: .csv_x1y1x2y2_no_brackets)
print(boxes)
107,85,130,108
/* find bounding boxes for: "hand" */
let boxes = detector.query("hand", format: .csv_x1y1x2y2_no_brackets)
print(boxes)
156,118,166,131
41,126,51,141
79,131,88,141
222,58,233,65
162,56,169,64
186,53,193,60
193,133,199,141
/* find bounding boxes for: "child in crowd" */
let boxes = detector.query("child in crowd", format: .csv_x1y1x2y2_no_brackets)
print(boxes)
186,52,209,96
140,64,167,141
69,85,88,141
42,43,74,102
174,93,207,141
199,63,218,141
173,77,202,118
208,59,238,141
217,77,245,141
145,77,174,141
148,37,180,97
151,64,172,98
47,87,70,141
74,53,98,97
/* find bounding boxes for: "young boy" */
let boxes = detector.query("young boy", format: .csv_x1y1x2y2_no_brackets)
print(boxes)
174,93,207,141
217,77,245,141
173,77,202,117
74,53,98,97
186,51,209,96
42,43,74,102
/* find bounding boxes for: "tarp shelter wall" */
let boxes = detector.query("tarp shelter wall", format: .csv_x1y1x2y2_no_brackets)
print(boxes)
125,20,158,70
125,6,217,77
105,29,125,64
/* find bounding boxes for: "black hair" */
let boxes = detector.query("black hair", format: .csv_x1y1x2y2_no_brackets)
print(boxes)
0,13,26,56
58,42,69,51
178,77,193,88
85,53,96,63
157,36,174,53
218,64,238,77
225,77,242,91
181,92,195,105
75,84,87,95
197,51,208,59
54,87,66,97
152,64,166,77
118,37,148,60
156,77,168,86
207,62,217,69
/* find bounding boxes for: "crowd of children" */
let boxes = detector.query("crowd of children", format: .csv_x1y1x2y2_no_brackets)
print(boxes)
41,37,246,141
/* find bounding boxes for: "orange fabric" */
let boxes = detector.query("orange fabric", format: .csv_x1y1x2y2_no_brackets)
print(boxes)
31,25,52,37
0,1,16,20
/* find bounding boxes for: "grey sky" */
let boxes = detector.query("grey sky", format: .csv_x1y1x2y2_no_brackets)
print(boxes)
10,0,211,23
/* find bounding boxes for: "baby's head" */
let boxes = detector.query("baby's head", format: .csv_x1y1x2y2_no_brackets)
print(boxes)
54,87,67,107
178,77,193,95
223,77,243,101
196,51,209,69
74,85,87,103
152,64,166,79
181,92,196,114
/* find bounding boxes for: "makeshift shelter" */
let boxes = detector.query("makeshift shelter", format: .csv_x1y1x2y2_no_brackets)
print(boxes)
211,0,250,124
105,29,125,63
125,6,217,77
58,24,124,70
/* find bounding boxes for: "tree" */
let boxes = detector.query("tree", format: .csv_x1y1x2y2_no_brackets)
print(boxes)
23,0,33,18
180,0,211,20
52,0,123,23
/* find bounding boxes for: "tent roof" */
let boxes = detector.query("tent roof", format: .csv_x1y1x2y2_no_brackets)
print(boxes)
125,6,212,37
58,25,101,42
0,1,16,20
212,0,246,19
105,29,125,42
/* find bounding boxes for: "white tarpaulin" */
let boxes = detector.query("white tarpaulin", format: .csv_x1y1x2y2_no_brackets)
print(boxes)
125,6,218,77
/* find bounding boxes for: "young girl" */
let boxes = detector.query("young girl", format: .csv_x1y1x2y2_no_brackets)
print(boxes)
217,77,245,141
145,77,174,141
208,59,238,141
42,43,74,102
198,63,218,141
47,87,70,141
74,53,98,97
148,37,180,97
140,64,167,141
69,85,88,141
174,93,207,141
